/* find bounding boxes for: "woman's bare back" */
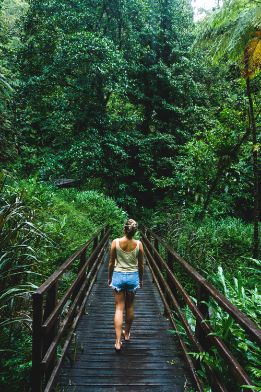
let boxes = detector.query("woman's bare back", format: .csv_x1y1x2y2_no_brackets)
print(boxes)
118,236,138,252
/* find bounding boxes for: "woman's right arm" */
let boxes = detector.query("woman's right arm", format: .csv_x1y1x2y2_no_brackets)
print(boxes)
108,240,116,286
138,241,144,288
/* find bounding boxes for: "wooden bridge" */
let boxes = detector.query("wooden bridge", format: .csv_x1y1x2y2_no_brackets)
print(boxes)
31,223,261,392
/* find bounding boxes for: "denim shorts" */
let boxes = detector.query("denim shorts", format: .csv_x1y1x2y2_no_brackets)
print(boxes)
111,271,139,293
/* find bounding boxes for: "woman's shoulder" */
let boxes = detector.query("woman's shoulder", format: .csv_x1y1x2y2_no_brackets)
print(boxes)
111,238,119,247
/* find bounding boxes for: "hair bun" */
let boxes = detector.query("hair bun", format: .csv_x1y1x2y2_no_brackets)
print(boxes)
124,219,138,239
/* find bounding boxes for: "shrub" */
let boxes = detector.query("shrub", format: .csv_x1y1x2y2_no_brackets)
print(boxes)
0,172,128,391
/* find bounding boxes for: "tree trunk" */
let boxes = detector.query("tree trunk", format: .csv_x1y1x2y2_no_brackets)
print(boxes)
199,125,251,221
246,77,259,259
199,166,223,221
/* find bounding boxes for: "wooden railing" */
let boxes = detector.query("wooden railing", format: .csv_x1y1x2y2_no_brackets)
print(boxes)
140,223,261,392
31,223,110,392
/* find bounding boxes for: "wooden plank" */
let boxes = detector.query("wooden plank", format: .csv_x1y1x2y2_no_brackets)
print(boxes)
58,370,189,377
57,386,187,392
56,252,194,391
61,361,185,369
44,245,108,392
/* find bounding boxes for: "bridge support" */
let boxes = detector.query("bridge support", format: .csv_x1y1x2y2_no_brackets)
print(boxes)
31,293,44,392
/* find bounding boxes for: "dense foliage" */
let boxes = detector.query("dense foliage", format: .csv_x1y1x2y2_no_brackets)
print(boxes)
0,171,127,391
16,0,209,209
1,0,261,391
173,265,261,390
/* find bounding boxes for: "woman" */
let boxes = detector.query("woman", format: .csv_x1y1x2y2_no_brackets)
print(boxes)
108,219,144,351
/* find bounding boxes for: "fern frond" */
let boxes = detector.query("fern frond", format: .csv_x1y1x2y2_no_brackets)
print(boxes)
245,366,261,378
193,0,261,64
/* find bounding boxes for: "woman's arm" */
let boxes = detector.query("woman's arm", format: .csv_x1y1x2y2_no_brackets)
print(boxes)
138,241,144,288
108,240,116,286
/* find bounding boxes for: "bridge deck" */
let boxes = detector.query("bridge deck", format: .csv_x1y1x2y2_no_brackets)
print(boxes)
56,252,193,391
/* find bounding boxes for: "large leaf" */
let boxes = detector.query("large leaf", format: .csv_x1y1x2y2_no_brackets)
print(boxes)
240,31,261,79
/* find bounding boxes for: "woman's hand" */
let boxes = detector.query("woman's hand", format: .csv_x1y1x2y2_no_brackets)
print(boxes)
139,281,143,289
108,240,116,287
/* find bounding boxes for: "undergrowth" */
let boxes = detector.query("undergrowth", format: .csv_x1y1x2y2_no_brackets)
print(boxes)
150,207,258,297
150,207,261,390
170,266,261,391
0,172,127,392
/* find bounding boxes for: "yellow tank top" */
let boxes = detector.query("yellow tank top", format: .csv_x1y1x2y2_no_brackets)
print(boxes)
114,239,139,273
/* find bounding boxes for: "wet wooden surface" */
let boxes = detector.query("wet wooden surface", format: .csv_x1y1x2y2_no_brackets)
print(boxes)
56,252,193,391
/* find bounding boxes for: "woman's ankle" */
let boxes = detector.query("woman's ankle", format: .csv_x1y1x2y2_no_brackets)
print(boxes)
124,331,130,340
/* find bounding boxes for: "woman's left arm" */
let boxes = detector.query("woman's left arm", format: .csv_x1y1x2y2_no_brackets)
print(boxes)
108,240,116,286
138,241,144,288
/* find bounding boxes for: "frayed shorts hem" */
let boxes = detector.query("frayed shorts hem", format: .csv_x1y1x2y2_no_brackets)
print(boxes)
110,270,139,293
110,283,140,293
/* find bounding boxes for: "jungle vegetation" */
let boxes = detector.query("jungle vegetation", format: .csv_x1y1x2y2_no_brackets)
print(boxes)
1,0,261,390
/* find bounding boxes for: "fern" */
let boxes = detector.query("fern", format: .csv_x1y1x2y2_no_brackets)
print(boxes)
193,0,261,63
246,367,261,379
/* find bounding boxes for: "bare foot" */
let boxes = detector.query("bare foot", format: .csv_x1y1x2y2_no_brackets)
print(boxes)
123,330,130,341
115,341,122,351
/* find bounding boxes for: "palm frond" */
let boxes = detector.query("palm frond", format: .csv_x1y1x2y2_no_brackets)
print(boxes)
193,0,261,64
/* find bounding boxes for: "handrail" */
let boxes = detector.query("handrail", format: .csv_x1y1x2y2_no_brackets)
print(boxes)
31,223,110,392
140,223,260,392
35,224,107,296
143,224,261,346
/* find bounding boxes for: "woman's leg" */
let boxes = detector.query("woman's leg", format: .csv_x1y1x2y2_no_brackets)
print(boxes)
113,289,125,349
124,292,135,340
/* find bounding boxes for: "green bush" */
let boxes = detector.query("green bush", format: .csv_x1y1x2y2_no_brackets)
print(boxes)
151,207,256,280
0,172,128,392
0,172,51,392
51,188,128,259
172,266,261,391
151,206,261,390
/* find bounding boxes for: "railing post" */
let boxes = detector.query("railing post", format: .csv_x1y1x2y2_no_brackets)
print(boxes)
99,228,105,267
146,230,156,282
79,249,87,289
146,230,151,246
100,228,104,241
93,236,98,252
140,224,146,264
30,223,110,392
166,251,179,308
31,293,44,392
100,224,109,264
43,281,58,386
72,249,87,303
89,236,98,272
154,238,159,280
154,238,164,292
196,283,210,352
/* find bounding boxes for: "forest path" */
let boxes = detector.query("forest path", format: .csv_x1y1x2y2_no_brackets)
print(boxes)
56,251,193,391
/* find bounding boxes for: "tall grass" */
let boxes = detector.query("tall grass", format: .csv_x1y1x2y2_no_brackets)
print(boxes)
0,172,128,391
172,265,261,391
151,207,261,390
152,208,256,279
0,172,52,391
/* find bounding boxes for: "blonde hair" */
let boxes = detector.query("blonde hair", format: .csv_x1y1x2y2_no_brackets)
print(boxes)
124,219,138,239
